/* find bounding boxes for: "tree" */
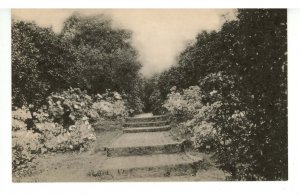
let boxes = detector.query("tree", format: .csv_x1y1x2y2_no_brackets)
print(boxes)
60,13,144,111
12,20,76,108
149,9,287,180
12,13,145,112
60,14,142,93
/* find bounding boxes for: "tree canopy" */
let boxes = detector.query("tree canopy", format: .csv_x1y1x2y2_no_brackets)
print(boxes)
12,13,144,111
147,9,287,180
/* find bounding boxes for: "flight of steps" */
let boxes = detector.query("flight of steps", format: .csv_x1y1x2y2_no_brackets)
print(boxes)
89,114,203,180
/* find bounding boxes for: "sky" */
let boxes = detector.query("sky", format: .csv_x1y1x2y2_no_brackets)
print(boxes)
12,9,235,77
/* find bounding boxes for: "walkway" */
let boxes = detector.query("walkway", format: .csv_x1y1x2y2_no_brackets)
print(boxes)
89,113,203,180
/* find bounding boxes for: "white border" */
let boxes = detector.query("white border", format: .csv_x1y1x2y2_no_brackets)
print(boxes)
1,4,300,195
0,0,299,9
287,8,300,192
0,8,12,193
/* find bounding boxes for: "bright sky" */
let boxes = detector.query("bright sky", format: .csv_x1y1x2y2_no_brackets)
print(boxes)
12,9,235,77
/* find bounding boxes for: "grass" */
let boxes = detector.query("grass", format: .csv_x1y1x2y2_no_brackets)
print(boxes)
92,119,123,153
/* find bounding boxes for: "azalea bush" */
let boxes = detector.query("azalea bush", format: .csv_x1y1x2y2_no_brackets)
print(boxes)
163,86,203,123
12,89,98,176
92,90,128,120
33,88,97,152
12,106,40,177
12,129,41,177
192,121,216,150
190,101,222,150
12,106,32,132
163,86,220,150
11,89,131,178
36,118,96,153
45,88,94,127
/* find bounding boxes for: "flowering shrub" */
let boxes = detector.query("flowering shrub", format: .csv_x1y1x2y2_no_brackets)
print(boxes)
46,88,93,127
163,86,203,122
164,86,221,150
12,88,131,177
12,89,97,176
192,121,217,149
33,88,97,152
165,77,261,180
12,106,32,131
92,90,128,119
39,118,96,153
12,130,41,177
12,106,40,177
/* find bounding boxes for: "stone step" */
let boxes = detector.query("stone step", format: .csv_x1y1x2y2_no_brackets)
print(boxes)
126,114,170,122
89,153,203,180
106,142,183,157
123,121,169,128
106,132,183,157
123,125,171,133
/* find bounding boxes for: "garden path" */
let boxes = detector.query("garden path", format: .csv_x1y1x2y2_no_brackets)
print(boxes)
89,113,205,180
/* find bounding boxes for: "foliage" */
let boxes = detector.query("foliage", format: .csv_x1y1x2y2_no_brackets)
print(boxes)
12,20,76,108
12,130,41,177
143,75,167,114
12,107,40,177
60,13,144,111
163,86,203,122
192,121,217,150
32,88,99,153
45,88,93,127
12,88,100,176
11,13,144,178
12,106,32,132
36,118,96,153
12,9,287,180
92,90,129,119
154,9,287,180
12,87,132,178
164,86,220,149
12,14,144,113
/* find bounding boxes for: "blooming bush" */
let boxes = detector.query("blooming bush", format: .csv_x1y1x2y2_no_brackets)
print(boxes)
12,106,32,131
163,86,203,122
164,86,221,150
92,90,128,120
12,88,132,177
33,88,97,152
46,88,93,127
192,121,217,150
39,118,96,153
12,106,40,177
12,89,97,176
12,130,41,177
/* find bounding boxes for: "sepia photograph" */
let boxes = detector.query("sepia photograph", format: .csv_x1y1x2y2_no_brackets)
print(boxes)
11,9,287,182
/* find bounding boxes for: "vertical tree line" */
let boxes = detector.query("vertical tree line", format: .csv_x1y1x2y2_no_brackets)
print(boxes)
147,9,287,180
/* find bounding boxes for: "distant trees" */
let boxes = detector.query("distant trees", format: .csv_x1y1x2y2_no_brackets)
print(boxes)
12,13,144,112
149,9,287,180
